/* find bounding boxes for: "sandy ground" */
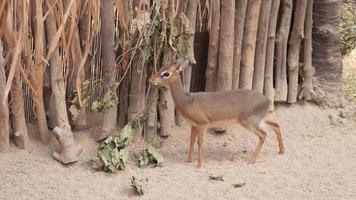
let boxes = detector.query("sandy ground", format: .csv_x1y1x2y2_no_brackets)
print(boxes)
1,103,356,200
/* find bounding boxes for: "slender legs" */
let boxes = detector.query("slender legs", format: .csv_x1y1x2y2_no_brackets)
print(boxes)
196,127,206,169
187,126,197,163
265,119,285,154
186,126,206,169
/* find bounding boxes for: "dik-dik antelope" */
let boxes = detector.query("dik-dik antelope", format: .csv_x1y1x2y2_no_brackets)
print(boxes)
150,59,285,169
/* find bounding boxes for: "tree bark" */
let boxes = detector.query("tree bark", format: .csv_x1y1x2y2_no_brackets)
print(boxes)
144,87,158,143
158,88,175,137
232,0,248,90
32,0,49,144
45,0,72,131
216,0,235,91
264,0,281,110
0,41,10,152
252,0,272,93
298,0,315,101
128,61,147,122
312,0,343,107
287,0,307,103
205,0,220,92
10,68,29,149
98,0,118,140
183,0,197,93
239,0,262,89
175,0,198,126
275,0,292,101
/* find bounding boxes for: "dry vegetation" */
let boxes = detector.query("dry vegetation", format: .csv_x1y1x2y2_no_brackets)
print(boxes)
342,49,356,103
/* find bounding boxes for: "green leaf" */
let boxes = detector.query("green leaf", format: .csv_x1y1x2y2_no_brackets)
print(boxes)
69,105,81,120
130,176,144,196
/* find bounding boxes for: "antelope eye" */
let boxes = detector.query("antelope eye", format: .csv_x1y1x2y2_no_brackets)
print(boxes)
160,71,171,79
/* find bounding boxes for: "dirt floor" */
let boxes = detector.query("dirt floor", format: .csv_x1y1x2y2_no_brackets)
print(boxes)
1,103,356,200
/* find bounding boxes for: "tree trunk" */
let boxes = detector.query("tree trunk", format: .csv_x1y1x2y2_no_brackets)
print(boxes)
128,61,147,122
205,0,220,92
32,0,49,144
176,0,197,126
216,0,235,91
232,0,248,90
144,87,158,143
0,41,10,152
183,0,197,92
264,0,281,110
118,74,130,129
10,68,29,149
158,88,175,137
287,0,307,103
275,0,292,101
312,0,343,107
299,0,315,101
239,0,262,89
252,0,272,93
98,0,118,140
45,0,72,131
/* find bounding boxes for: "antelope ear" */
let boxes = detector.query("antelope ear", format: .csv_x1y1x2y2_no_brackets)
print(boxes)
173,58,189,72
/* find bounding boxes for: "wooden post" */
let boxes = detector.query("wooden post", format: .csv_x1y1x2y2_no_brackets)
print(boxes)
205,0,220,92
287,0,307,103
252,0,272,93
264,0,281,110
299,0,316,101
239,0,262,89
0,41,10,152
232,0,248,90
275,0,292,101
216,0,235,91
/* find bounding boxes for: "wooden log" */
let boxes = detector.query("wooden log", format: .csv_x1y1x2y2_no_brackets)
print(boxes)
158,88,175,137
275,0,292,101
144,87,158,143
128,61,147,122
32,0,50,144
176,0,198,126
182,0,197,92
45,0,72,131
252,0,272,93
239,0,262,89
10,67,29,149
216,0,235,91
205,0,220,92
0,41,10,152
287,0,308,103
9,0,29,149
264,0,281,110
298,0,315,101
232,0,248,90
99,0,118,140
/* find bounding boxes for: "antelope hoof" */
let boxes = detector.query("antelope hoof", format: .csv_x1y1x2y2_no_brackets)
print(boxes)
186,157,193,163
279,150,285,155
196,163,203,169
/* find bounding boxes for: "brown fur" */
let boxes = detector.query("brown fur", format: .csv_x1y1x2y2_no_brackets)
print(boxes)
150,62,285,168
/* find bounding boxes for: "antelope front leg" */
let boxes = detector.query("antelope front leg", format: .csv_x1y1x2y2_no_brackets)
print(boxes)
196,126,206,169
187,126,197,163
